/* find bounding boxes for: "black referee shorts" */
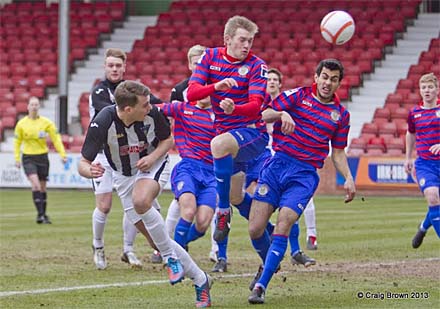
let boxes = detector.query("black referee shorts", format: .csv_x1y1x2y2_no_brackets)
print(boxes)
22,153,50,181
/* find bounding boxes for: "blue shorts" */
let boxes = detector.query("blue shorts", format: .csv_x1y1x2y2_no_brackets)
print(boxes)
171,158,217,209
245,148,272,188
253,152,319,216
229,128,269,173
414,158,440,192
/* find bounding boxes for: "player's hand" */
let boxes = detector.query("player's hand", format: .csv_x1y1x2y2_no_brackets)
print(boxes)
280,111,295,135
90,162,105,178
429,143,440,155
404,159,413,174
15,162,21,169
136,156,154,172
344,178,356,203
214,78,238,91
220,98,235,114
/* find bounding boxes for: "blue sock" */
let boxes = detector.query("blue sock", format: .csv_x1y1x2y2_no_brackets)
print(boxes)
186,224,205,244
251,230,271,263
174,218,191,248
234,192,252,219
217,236,228,261
265,222,275,236
289,221,300,256
421,208,432,231
213,155,233,211
427,205,440,237
258,235,288,289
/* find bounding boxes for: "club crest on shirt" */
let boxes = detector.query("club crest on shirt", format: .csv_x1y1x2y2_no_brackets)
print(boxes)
330,110,340,122
257,184,269,196
238,65,250,76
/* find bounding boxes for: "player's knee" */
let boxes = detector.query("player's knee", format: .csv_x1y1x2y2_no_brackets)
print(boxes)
424,187,440,205
132,197,151,214
248,221,265,239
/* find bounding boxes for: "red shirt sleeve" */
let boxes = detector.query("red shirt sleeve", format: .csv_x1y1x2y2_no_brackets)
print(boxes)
187,82,216,102
233,94,263,116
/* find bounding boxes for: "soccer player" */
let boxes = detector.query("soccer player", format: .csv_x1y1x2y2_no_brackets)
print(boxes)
405,72,440,248
78,80,212,307
159,96,216,251
89,48,165,270
246,68,316,272
164,44,220,264
14,96,67,224
187,15,269,243
247,59,356,304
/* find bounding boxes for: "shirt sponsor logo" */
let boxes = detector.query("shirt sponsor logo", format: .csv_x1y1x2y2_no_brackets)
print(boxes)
119,143,147,155
95,88,104,94
301,100,312,107
184,110,194,115
90,123,99,128
210,65,221,71
260,64,268,78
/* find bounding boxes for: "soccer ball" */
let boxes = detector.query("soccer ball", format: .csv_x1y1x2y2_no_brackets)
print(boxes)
320,10,355,45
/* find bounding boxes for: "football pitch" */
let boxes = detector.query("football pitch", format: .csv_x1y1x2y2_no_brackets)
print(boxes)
0,189,439,308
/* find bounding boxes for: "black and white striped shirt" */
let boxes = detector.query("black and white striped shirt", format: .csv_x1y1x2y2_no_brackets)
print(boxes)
82,105,171,176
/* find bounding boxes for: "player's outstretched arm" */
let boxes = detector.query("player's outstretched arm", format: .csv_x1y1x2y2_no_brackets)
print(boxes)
331,148,355,203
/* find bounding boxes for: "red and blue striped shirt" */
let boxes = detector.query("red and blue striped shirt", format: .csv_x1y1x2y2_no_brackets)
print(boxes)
269,84,350,168
407,100,440,160
188,47,267,134
159,102,215,165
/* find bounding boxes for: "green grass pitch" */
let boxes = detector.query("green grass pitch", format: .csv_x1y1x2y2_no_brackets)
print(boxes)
0,189,439,308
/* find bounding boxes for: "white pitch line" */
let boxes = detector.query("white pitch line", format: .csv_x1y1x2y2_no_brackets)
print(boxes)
1,257,439,298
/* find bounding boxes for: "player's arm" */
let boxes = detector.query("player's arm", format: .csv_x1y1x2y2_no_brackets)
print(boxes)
262,108,295,135
78,114,108,178
47,121,67,163
331,147,355,203
404,132,416,174
13,123,23,167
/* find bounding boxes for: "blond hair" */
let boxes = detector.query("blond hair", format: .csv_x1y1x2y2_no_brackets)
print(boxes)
105,48,126,63
114,81,150,110
419,73,439,88
224,15,258,38
187,44,206,64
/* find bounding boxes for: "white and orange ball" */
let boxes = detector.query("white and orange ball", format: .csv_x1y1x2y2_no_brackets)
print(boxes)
320,10,355,45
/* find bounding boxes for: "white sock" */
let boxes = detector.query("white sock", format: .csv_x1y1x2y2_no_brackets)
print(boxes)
139,207,176,261
152,198,161,211
304,198,317,238
210,208,219,253
172,240,206,286
123,212,138,253
92,208,107,248
165,199,180,237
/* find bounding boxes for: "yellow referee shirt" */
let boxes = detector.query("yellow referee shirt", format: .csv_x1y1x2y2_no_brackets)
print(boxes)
14,116,66,162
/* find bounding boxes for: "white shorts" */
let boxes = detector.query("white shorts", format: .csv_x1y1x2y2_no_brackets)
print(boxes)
91,153,114,195
113,155,170,212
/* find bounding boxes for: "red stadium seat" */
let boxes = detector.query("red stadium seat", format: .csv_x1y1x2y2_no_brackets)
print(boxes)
377,122,397,137
361,123,378,136
390,107,409,120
